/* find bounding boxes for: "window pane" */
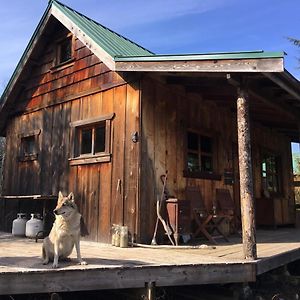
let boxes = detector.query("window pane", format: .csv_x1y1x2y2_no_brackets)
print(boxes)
200,135,212,153
267,175,274,191
95,125,106,153
201,155,213,172
81,128,92,154
22,136,35,155
59,39,72,63
187,132,198,151
187,152,199,172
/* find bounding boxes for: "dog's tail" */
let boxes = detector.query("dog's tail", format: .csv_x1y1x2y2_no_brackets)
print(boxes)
42,244,46,259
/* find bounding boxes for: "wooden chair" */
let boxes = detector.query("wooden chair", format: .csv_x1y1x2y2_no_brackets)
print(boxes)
186,186,218,244
215,188,240,234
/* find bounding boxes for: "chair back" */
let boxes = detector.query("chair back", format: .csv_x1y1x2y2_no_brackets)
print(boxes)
216,188,235,212
186,186,206,213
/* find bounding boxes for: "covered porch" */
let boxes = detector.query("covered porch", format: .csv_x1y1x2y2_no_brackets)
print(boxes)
137,53,300,259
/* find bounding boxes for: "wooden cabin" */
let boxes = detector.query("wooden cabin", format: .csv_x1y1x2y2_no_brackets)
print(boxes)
0,0,299,247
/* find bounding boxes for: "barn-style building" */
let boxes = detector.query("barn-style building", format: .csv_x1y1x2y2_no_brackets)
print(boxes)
0,0,299,252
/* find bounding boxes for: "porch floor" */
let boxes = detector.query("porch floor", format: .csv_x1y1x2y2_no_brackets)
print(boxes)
1,228,300,295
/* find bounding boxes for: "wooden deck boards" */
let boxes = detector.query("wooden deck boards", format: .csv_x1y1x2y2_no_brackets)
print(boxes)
1,228,300,295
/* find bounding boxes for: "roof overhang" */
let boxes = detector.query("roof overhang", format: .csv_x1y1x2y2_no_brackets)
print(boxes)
114,52,284,73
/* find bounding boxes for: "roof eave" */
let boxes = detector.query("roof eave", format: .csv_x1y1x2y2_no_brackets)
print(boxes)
114,56,284,73
262,70,300,102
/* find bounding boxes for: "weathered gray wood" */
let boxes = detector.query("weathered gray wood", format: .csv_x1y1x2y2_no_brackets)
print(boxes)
0,263,255,295
115,58,284,73
237,88,257,260
2,229,300,295
69,113,115,127
257,248,300,275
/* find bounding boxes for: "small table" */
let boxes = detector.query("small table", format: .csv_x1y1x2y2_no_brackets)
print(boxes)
166,198,191,246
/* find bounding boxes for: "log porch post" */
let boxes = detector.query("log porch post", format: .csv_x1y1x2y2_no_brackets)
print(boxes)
237,87,257,260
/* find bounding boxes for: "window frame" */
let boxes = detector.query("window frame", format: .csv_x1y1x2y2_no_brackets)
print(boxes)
69,113,115,166
183,129,221,180
18,129,41,162
261,149,282,196
52,33,75,70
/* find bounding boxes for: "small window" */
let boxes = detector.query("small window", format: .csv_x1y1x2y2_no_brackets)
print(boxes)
18,130,41,162
78,123,106,156
57,37,73,65
187,131,214,173
21,136,35,156
69,113,114,166
184,130,221,180
261,152,281,194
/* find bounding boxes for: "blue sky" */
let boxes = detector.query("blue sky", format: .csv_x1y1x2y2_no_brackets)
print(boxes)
0,0,299,92
0,0,299,151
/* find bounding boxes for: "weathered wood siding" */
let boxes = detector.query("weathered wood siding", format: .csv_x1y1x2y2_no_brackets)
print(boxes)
140,76,295,242
2,28,140,242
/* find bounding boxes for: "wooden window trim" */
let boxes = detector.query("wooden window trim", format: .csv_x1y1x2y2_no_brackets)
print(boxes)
18,130,41,162
183,170,221,181
69,113,115,166
184,128,221,180
51,33,75,71
260,148,282,196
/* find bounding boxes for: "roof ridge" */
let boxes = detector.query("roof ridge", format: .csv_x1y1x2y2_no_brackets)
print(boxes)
51,0,154,56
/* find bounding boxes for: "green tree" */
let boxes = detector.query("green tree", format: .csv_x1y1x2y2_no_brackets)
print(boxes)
287,37,300,68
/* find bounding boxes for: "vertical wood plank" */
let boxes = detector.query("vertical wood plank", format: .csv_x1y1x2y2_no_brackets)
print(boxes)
98,89,114,243
140,78,156,242
124,81,140,241
111,86,126,227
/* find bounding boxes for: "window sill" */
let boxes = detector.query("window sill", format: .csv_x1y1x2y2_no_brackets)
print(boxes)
50,58,75,73
18,153,38,162
183,170,221,181
69,154,111,166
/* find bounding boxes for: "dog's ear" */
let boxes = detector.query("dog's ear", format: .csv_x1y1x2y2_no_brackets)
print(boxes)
68,192,75,202
58,191,64,200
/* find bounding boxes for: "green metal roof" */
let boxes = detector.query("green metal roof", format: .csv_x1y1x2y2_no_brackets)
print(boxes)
0,0,289,109
115,50,285,62
51,0,154,57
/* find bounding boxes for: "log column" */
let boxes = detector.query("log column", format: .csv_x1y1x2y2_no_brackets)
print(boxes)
237,88,257,260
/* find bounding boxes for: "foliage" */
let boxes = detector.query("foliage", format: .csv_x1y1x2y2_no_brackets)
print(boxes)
287,37,300,68
287,37,300,47
293,154,300,175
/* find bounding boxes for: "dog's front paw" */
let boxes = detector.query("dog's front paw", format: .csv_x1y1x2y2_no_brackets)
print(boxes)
78,260,87,266
52,263,58,269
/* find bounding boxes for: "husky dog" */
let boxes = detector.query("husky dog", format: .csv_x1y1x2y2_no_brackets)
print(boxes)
42,191,87,268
